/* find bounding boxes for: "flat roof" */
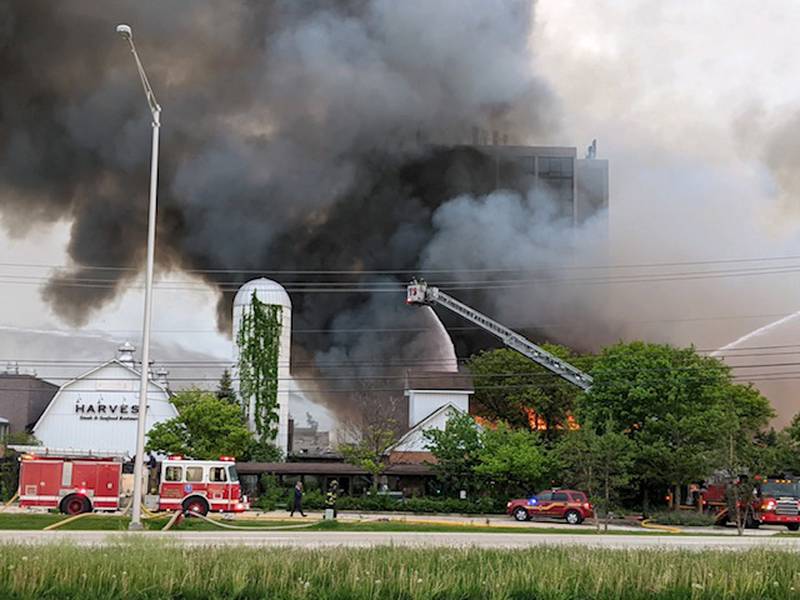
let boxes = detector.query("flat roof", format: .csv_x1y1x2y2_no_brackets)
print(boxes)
238,461,433,477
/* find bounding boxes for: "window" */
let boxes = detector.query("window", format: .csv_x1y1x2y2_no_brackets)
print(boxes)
165,466,182,482
210,467,227,483
571,492,587,502
186,467,203,482
552,492,569,502
536,491,553,502
227,465,238,483
539,156,574,178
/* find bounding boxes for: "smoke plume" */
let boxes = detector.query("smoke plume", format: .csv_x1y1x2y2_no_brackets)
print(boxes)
0,0,566,420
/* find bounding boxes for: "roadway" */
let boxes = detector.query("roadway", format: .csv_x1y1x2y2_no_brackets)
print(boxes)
2,529,800,550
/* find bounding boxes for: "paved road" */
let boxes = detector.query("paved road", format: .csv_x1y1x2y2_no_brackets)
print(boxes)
1,530,799,550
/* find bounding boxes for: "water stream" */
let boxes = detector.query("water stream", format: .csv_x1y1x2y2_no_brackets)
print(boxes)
710,310,800,357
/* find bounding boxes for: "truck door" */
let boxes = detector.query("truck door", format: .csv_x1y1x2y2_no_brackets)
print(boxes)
531,491,553,516
208,465,228,506
549,491,570,518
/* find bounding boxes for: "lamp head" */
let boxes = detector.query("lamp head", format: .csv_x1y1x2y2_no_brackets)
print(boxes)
116,24,132,41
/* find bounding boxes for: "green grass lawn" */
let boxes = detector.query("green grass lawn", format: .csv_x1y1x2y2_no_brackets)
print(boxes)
0,512,670,535
1,542,799,599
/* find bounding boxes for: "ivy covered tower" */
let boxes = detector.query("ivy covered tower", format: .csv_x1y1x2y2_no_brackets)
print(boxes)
233,278,292,454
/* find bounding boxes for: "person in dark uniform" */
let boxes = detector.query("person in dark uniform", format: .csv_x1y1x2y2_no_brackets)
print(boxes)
325,480,339,518
290,481,306,517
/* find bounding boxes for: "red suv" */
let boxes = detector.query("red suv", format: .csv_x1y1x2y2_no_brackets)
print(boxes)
507,489,593,525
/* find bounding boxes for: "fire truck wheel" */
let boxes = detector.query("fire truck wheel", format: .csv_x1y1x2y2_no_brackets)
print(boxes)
60,494,91,515
513,507,530,521
787,523,800,532
182,496,209,517
745,514,760,529
565,510,583,525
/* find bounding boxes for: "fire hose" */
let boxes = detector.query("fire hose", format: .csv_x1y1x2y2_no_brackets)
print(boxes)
185,510,318,531
0,491,19,512
43,512,91,531
640,519,681,534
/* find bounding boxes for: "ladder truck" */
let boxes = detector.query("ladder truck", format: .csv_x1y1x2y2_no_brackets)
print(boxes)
406,280,593,391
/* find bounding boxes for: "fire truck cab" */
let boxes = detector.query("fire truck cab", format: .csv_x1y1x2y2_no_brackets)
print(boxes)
701,476,800,530
145,455,249,516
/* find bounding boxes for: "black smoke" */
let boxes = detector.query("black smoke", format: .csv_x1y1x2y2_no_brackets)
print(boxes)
0,0,563,418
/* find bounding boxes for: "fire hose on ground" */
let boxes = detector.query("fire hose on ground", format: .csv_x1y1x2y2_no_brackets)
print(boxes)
0,492,19,513
43,511,91,531
185,510,318,531
640,519,681,534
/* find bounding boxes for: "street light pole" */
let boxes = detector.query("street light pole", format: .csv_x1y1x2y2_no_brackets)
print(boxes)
116,24,161,531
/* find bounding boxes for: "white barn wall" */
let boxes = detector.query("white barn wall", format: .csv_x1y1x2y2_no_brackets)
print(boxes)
33,361,177,456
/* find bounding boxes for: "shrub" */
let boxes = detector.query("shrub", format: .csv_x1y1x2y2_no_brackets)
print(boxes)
649,510,717,527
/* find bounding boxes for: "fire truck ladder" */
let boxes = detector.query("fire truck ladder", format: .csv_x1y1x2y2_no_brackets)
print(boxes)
406,280,593,391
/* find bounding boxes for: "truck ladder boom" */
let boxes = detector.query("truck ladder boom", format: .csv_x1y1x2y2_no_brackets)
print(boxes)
406,281,593,390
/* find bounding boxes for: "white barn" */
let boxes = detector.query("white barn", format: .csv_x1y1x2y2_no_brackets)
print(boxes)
33,343,177,456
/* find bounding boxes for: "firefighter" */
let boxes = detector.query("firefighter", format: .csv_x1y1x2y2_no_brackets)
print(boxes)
325,479,339,518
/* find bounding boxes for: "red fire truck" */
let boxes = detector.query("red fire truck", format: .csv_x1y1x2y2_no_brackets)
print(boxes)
18,454,122,514
701,476,800,530
17,451,249,516
147,455,249,516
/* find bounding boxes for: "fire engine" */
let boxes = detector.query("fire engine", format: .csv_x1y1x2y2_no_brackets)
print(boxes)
701,476,800,530
146,455,249,516
17,450,249,516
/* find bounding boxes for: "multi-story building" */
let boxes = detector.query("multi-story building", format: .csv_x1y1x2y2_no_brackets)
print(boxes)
475,141,609,225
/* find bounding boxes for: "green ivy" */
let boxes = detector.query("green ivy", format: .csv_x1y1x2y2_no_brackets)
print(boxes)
237,291,282,440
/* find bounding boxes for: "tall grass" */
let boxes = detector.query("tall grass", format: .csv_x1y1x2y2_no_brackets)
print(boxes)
1,542,800,599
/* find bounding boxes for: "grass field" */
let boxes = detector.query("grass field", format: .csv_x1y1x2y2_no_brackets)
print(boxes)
1,542,799,599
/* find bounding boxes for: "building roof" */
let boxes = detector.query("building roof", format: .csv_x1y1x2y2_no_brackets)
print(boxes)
32,358,170,435
233,278,291,308
389,402,465,454
237,461,433,477
404,370,473,392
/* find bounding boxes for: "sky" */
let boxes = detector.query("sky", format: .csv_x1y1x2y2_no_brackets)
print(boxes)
4,0,800,424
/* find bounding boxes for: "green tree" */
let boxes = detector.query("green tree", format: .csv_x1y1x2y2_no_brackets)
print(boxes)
553,423,635,531
216,369,236,404
708,383,775,535
578,341,735,510
423,411,482,496
474,424,549,497
237,291,282,440
338,425,397,493
146,390,254,459
468,346,587,439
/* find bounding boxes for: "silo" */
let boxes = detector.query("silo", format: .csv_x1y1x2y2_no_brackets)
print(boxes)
232,278,292,454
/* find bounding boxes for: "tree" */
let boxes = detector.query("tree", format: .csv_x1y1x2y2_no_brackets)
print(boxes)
709,383,775,535
553,423,635,531
146,390,254,459
424,411,482,496
578,341,735,510
216,369,236,404
468,346,587,439
339,431,397,493
337,382,402,492
474,424,549,497
237,291,282,440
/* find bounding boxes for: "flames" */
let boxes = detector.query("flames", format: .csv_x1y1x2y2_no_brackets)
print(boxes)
524,408,579,432
473,410,579,431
